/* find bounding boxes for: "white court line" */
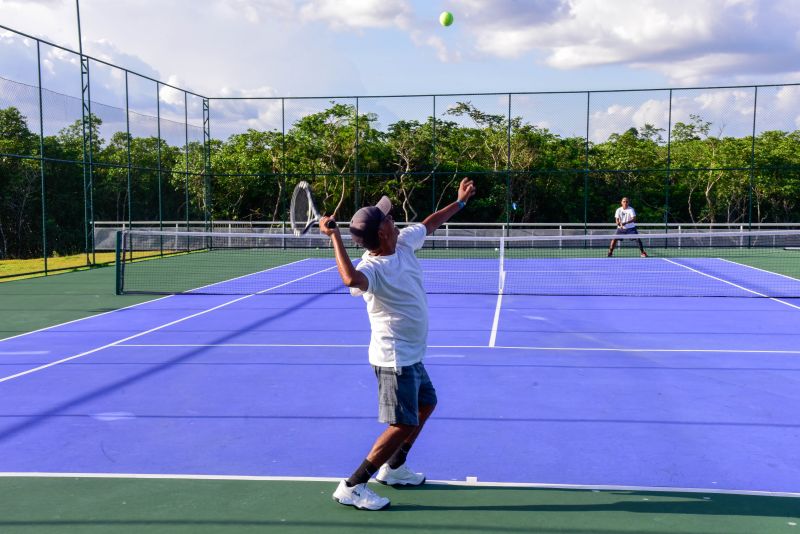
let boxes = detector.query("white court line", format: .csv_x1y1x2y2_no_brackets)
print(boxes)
504,269,677,273
0,293,175,344
115,343,800,354
0,472,797,498
425,269,677,273
0,258,315,344
716,257,800,283
663,258,800,311
488,291,503,348
0,263,337,383
120,343,370,348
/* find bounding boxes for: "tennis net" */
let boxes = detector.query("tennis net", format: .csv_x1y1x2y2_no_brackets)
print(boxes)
115,229,800,298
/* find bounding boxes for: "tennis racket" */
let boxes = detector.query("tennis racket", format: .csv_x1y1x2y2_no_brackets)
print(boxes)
290,180,337,236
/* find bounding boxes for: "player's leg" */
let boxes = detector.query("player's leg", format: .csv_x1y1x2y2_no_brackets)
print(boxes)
334,365,418,510
607,239,617,256
366,424,417,466
609,227,627,256
333,423,411,510
630,228,648,257
377,362,434,486
383,362,437,472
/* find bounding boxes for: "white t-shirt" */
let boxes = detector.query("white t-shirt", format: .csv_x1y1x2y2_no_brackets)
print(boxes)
350,223,428,368
615,206,637,229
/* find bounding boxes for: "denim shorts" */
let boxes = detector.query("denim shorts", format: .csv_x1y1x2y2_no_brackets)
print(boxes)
373,362,437,425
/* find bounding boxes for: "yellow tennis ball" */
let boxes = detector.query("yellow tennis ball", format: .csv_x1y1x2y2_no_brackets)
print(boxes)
439,11,454,27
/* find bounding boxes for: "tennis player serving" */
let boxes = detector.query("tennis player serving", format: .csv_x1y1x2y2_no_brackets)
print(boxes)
320,177,476,511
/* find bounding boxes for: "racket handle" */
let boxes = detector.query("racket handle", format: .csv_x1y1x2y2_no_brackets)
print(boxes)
325,219,337,229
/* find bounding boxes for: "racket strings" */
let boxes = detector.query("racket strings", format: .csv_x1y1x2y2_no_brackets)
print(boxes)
290,181,321,235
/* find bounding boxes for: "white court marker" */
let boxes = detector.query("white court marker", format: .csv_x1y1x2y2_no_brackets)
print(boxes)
0,262,336,383
0,256,316,345
91,412,136,421
116,343,800,354
0,472,798,497
466,476,478,484
0,351,50,355
663,258,800,311
488,292,503,347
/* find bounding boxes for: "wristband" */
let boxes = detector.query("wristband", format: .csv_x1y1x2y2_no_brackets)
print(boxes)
457,200,466,209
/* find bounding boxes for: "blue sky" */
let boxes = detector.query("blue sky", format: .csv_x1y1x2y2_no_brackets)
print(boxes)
1,0,800,140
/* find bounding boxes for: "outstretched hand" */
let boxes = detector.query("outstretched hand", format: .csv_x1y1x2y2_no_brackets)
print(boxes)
458,178,476,203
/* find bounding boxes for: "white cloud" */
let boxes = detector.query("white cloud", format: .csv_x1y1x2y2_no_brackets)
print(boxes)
409,31,462,63
299,0,412,30
2,0,799,114
1,0,65,5
585,90,763,142
459,0,800,84
631,99,670,129
159,75,186,106
211,86,284,138
215,0,297,23
774,85,800,111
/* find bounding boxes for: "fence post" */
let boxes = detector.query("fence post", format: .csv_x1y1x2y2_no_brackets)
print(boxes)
584,91,591,238
203,98,212,234
80,56,93,266
281,97,287,247
125,71,132,236
354,96,359,211
184,91,190,237
37,41,48,275
432,95,437,214
665,89,673,236
749,86,758,242
157,82,163,256
506,93,511,235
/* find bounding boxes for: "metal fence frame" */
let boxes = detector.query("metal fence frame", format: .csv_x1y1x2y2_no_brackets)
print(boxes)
1,23,800,278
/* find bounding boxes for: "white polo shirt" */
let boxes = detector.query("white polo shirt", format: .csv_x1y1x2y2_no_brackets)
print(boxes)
615,206,637,229
350,224,428,368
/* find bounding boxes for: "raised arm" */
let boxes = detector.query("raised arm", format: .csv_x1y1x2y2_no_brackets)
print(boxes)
320,216,368,291
422,178,476,235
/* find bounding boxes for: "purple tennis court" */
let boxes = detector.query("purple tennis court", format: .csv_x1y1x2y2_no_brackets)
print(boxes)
2,232,799,496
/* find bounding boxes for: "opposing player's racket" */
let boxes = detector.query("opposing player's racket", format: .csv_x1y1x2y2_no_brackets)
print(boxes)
290,180,337,235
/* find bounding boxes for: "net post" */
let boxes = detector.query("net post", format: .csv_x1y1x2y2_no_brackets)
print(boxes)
115,230,123,295
498,235,506,294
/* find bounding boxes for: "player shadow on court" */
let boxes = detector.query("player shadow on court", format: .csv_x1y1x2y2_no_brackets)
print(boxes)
385,486,798,518
0,289,343,444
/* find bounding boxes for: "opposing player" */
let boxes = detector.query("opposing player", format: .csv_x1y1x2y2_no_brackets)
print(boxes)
320,178,476,510
608,197,648,258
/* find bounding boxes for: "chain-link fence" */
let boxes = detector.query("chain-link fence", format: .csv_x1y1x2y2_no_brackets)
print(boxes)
2,24,800,278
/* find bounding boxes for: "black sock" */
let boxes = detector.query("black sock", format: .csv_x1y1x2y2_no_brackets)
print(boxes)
346,459,378,487
387,442,412,469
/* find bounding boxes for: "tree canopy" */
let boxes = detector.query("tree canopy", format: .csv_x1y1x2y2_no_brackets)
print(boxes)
2,101,799,261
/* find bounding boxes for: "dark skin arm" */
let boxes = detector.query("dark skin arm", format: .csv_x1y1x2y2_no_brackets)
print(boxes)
422,178,476,235
320,177,476,289
320,224,368,291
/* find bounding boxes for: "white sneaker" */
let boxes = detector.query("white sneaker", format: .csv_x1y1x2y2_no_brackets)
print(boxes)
376,463,426,486
332,480,390,510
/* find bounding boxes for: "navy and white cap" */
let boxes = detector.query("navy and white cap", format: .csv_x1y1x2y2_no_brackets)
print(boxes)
349,196,391,249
